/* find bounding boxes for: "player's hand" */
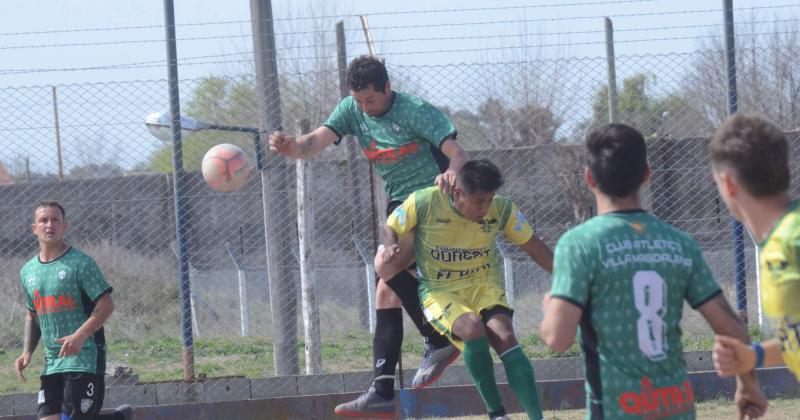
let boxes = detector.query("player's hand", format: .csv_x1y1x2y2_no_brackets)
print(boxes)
435,170,457,195
55,333,88,358
268,131,298,156
14,352,31,382
735,380,767,419
713,335,756,377
380,244,402,263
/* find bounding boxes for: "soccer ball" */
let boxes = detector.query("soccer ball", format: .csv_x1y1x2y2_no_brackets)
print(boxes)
201,144,252,192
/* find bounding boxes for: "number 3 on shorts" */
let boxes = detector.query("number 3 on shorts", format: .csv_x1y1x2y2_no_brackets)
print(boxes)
633,271,667,361
86,382,94,397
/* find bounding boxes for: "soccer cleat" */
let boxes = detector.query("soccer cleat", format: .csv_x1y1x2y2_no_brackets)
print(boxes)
412,342,460,389
491,416,510,420
334,386,396,419
115,404,135,420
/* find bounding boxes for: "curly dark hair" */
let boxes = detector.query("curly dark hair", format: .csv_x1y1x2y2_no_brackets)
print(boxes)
346,55,389,92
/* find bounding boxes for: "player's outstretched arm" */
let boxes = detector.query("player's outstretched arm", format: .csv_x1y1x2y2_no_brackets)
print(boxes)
56,293,114,358
714,336,784,376
698,294,767,419
268,126,338,160
15,310,41,382
518,235,553,274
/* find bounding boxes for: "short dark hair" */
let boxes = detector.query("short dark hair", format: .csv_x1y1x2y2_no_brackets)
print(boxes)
586,123,648,198
33,201,65,221
709,114,789,197
458,159,504,194
346,55,389,92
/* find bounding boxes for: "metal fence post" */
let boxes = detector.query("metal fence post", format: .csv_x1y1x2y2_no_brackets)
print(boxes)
604,17,619,124
161,0,195,381
722,0,748,324
296,119,323,374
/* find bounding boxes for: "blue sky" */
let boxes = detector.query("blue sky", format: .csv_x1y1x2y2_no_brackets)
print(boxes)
0,0,797,175
1,0,796,86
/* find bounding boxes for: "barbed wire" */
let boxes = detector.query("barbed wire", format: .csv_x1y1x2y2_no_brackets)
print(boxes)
0,2,796,39
0,34,792,77
1,17,796,53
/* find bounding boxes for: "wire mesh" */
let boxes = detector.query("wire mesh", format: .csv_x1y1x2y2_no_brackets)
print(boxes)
1,36,800,411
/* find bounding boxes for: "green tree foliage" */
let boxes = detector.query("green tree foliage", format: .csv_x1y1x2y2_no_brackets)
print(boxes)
147,77,260,173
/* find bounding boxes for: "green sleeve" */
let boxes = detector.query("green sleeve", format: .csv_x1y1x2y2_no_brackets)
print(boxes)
20,267,34,312
78,257,113,302
685,241,722,308
550,231,592,309
411,100,457,148
323,97,356,139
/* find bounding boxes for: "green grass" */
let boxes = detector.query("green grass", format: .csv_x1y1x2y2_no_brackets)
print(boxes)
0,329,727,395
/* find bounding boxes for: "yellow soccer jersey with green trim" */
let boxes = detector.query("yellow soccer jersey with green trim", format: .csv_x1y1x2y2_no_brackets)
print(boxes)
759,200,800,381
387,186,533,295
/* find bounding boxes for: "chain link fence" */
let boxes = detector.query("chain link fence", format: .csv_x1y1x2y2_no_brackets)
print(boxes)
1,39,800,409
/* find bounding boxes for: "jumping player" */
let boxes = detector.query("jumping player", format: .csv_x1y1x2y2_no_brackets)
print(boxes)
268,55,469,417
377,159,553,420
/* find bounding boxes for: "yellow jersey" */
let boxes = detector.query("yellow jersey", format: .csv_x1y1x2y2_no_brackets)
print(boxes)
759,201,800,380
386,186,533,296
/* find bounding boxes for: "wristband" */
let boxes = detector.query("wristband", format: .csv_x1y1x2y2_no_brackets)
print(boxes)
752,342,765,369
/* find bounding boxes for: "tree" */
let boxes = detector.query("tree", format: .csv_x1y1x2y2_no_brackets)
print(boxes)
579,73,713,140
683,18,800,130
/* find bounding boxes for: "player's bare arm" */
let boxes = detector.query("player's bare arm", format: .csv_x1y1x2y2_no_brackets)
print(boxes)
15,310,41,381
375,224,404,281
698,294,767,418
56,293,114,358
268,126,338,160
435,138,469,195
518,235,553,274
539,293,582,353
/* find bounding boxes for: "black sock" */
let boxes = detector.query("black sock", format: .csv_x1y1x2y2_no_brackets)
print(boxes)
373,308,403,399
386,270,450,349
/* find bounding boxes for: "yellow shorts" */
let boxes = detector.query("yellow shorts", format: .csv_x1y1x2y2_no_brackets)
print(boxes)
421,281,513,351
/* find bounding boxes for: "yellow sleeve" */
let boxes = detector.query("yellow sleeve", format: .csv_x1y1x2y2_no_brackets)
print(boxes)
502,202,534,245
763,243,800,380
386,193,418,236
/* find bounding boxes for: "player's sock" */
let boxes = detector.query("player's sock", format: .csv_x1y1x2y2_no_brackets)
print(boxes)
387,270,450,349
463,336,503,414
372,308,403,399
500,345,544,420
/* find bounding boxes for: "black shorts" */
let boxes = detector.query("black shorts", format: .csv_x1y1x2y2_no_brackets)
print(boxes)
38,372,105,419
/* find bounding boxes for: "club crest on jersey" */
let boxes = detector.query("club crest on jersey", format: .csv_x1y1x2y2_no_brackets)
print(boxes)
479,218,498,233
57,269,69,282
25,274,37,287
629,222,646,234
80,398,93,413
390,122,403,133
359,123,369,135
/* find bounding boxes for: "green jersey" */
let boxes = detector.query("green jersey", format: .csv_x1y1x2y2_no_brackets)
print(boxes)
324,91,457,202
551,211,721,420
386,186,533,296
20,247,112,376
